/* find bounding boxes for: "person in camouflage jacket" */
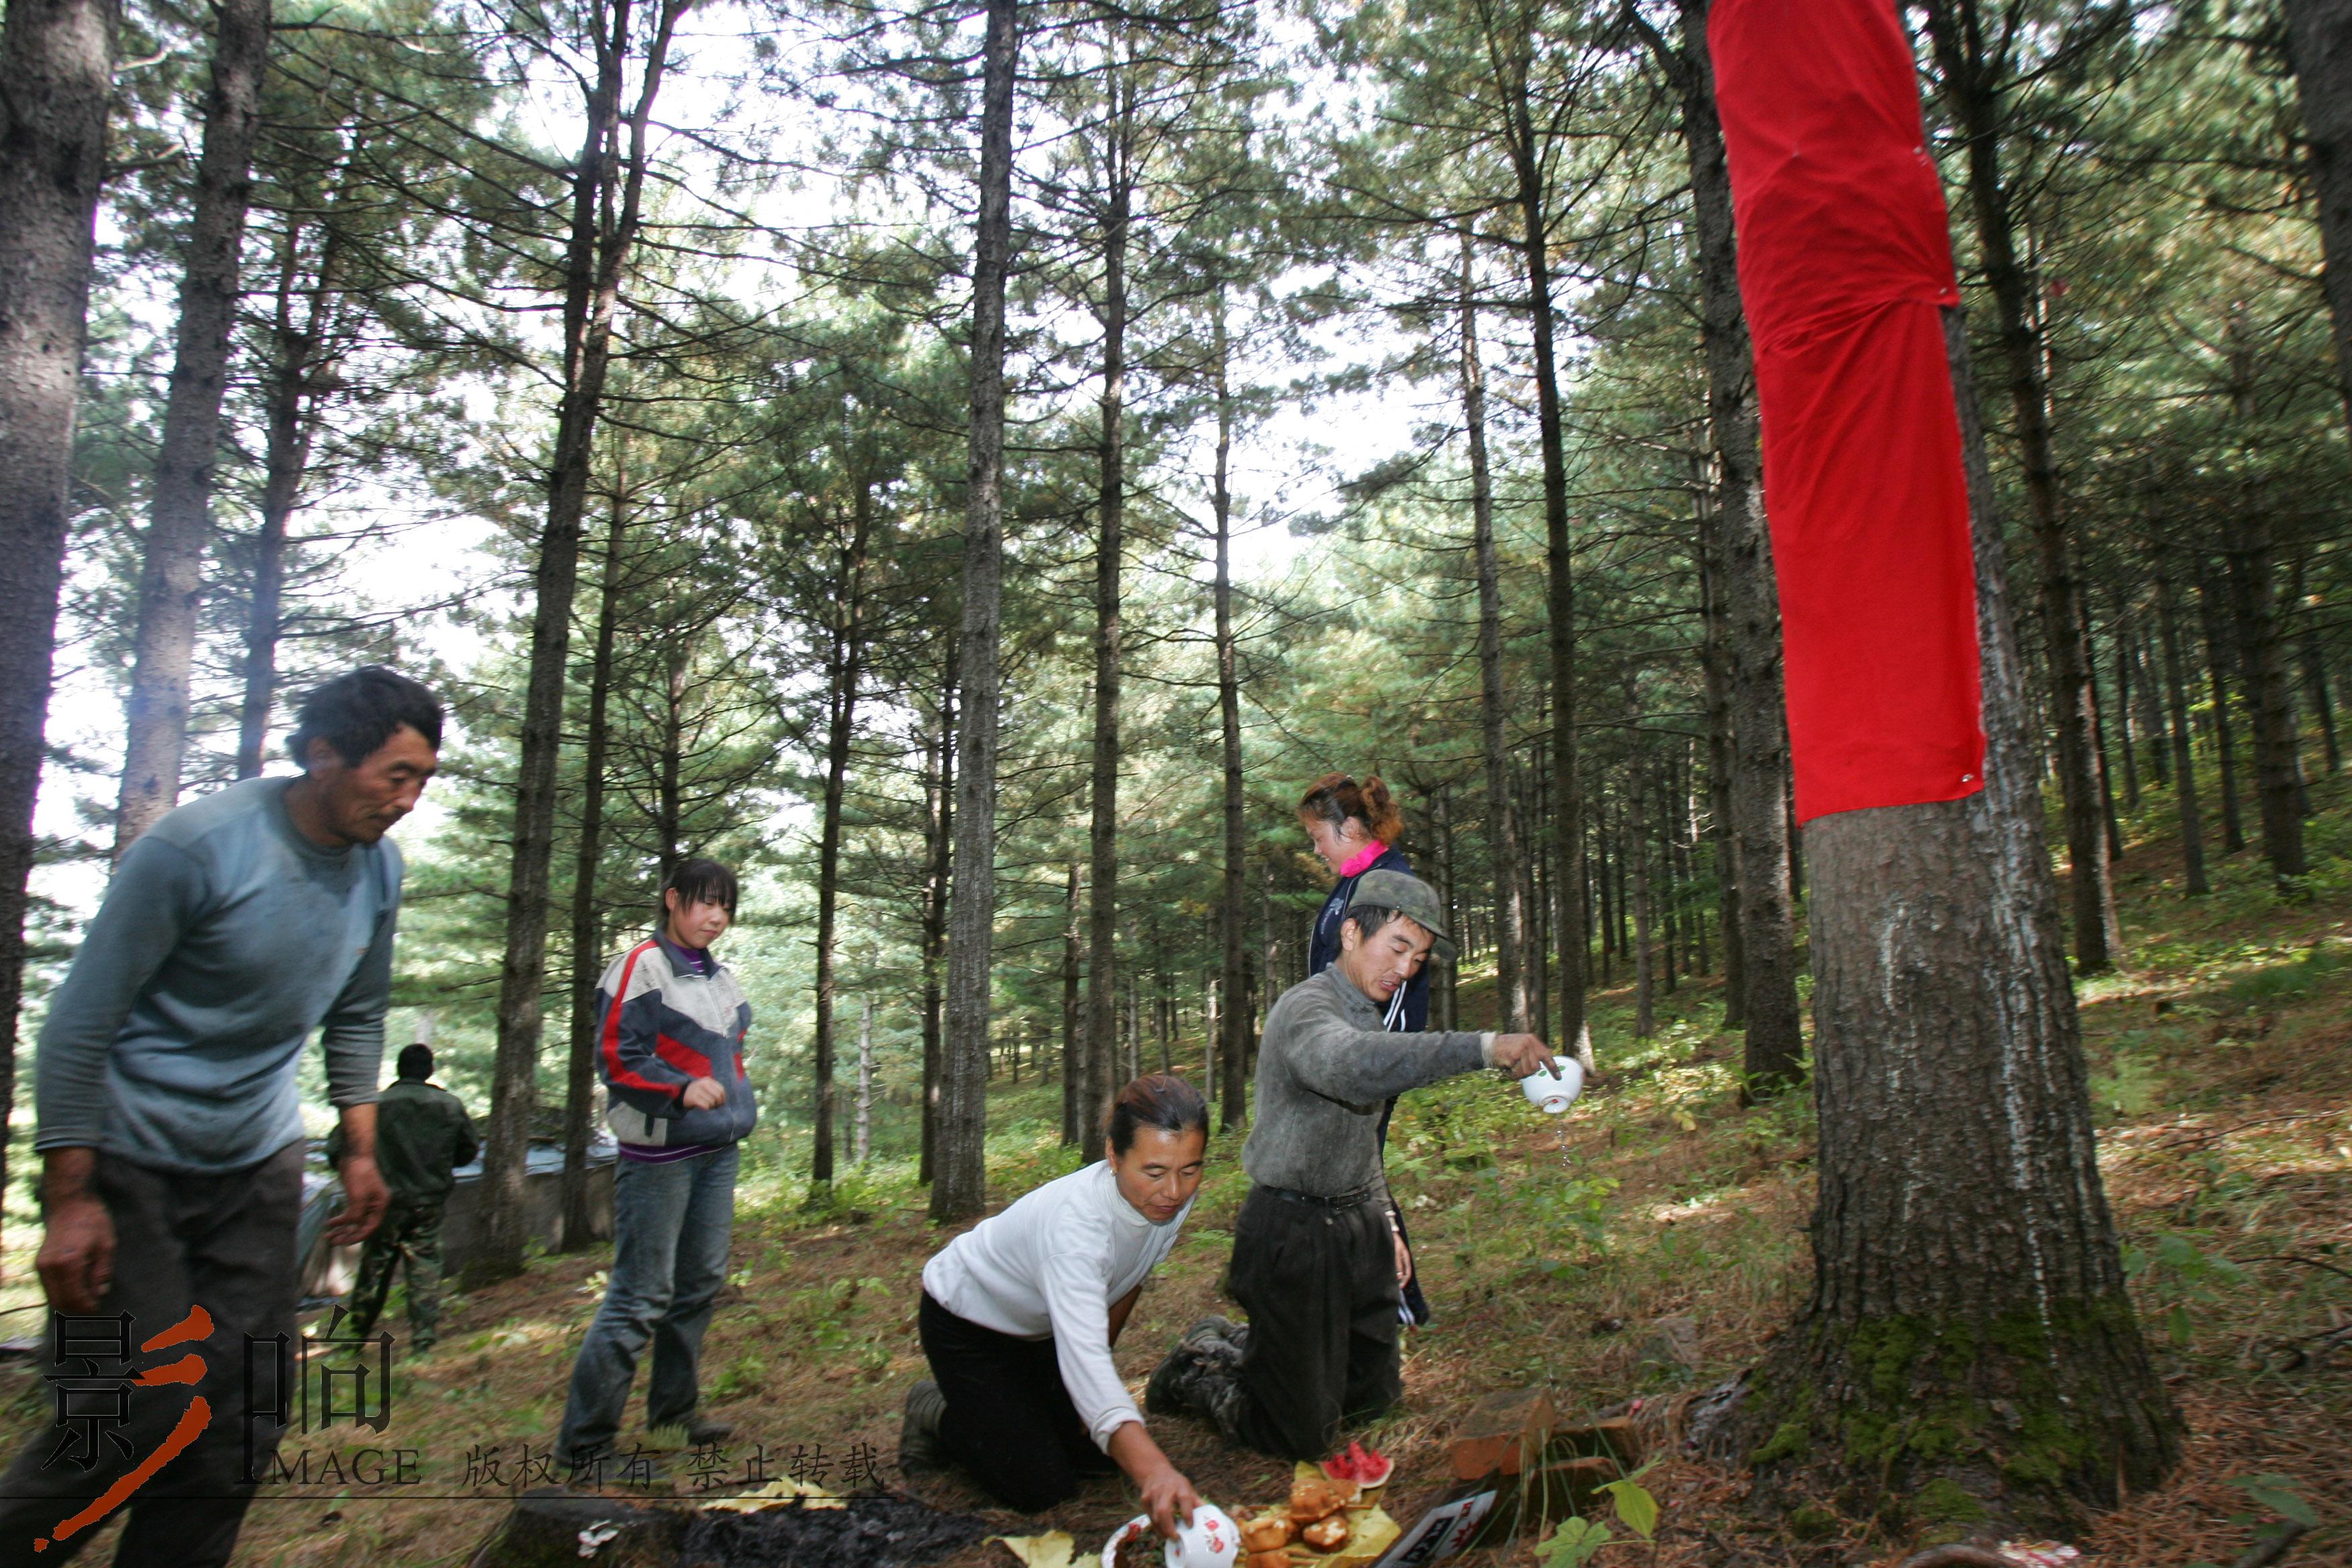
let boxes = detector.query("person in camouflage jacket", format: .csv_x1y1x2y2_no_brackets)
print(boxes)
330,1042,479,1350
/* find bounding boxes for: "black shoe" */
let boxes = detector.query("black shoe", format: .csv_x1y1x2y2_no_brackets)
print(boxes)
899,1379,946,1471
1146,1344,1205,1416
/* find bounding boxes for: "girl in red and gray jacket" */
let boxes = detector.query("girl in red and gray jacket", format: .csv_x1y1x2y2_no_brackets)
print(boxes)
556,859,757,1471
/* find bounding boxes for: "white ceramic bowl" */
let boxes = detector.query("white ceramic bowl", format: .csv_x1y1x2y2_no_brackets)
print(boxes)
1520,1055,1584,1114
1100,1503,1238,1568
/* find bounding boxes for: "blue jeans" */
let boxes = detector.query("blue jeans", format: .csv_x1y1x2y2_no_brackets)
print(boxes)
556,1144,738,1461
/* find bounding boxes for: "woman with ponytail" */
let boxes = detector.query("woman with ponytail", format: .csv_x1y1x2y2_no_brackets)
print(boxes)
1294,773,1433,1324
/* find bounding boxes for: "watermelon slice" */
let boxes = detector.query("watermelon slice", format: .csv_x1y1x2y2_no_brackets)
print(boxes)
1320,1440,1394,1489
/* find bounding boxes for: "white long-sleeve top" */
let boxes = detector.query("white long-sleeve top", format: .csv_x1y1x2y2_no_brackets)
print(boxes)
921,1159,1193,1451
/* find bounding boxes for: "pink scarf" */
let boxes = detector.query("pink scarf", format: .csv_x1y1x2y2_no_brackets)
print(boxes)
1338,840,1385,879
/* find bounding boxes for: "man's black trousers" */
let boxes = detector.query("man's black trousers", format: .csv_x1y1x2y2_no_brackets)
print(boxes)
1227,1184,1402,1460
0,1142,301,1568
916,1291,1116,1513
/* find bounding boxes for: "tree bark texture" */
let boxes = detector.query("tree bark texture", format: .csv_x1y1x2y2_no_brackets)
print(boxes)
1461,253,1530,1031
1922,0,2119,973
1212,299,1251,1130
0,0,119,1267
1663,0,1802,1091
479,0,685,1279
560,469,628,1249
920,654,954,1179
1062,863,1082,1144
2154,568,2210,896
1493,46,1589,1067
1083,79,1132,1153
1697,505,1749,1028
114,0,271,857
810,480,873,1187
1724,311,2178,1528
2220,313,2306,879
855,999,874,1167
932,0,1018,1224
2198,565,2249,854
1625,729,1656,1040
236,202,348,779
2292,556,2343,774
2286,0,2352,444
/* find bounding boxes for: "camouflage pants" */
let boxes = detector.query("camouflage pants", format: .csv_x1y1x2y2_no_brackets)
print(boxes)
344,1197,446,1351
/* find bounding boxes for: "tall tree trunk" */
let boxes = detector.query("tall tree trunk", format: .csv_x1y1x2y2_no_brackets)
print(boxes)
1696,480,1749,1026
1625,714,1656,1040
2198,563,2249,853
2134,618,2170,788
855,999,874,1167
2291,556,2342,773
2112,610,2141,811
933,0,1018,1223
0,0,119,1269
2285,0,2352,445
1460,248,1530,1030
479,0,685,1280
1489,24,1589,1069
1212,296,1251,1130
810,481,873,1190
2155,565,2210,896
236,209,340,778
114,0,272,856
560,458,629,1249
1727,308,2179,1522
656,647,686,872
1061,864,1081,1144
1433,786,1459,1029
1922,0,2120,973
1083,83,1132,1152
2220,311,2307,879
1648,0,1802,1088
919,650,954,1182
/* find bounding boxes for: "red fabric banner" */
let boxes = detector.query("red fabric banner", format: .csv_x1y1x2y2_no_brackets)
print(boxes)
1709,0,1986,823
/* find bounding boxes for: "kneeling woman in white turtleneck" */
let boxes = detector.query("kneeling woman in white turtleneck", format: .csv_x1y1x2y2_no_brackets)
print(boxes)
904,1075,1209,1539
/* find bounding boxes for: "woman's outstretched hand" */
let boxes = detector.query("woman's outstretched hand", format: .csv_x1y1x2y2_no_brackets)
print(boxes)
1109,1420,1202,1538
1138,1457,1202,1539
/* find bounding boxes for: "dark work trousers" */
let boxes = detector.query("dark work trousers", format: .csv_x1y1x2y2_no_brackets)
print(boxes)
0,1141,303,1568
917,1291,1117,1513
1226,1184,1402,1460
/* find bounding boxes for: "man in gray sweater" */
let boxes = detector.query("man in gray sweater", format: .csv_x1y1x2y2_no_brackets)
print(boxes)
1147,871,1551,1459
0,666,440,1568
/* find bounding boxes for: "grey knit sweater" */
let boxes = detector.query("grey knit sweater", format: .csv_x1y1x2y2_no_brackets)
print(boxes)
1241,966,1494,1199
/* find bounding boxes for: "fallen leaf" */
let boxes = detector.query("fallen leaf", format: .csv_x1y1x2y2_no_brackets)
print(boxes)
989,1528,1076,1568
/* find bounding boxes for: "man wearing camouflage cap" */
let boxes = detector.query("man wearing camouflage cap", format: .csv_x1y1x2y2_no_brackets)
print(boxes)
1146,871,1553,1459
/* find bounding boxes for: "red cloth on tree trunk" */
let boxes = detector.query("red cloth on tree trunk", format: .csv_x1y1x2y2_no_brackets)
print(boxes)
1708,0,1986,823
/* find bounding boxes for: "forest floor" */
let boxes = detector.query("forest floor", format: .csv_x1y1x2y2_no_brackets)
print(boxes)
0,777,2345,1567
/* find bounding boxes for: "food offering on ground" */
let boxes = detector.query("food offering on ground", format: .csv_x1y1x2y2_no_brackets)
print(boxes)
1300,1516,1350,1551
1234,1456,1398,1567
1287,1473,1355,1522
1239,1514,1296,1553
1320,1442,1393,1491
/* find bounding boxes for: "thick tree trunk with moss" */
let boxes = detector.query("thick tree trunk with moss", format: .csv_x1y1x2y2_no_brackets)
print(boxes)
1716,313,2178,1534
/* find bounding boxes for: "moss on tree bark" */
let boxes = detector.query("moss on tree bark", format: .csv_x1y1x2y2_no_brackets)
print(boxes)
1707,310,2179,1538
